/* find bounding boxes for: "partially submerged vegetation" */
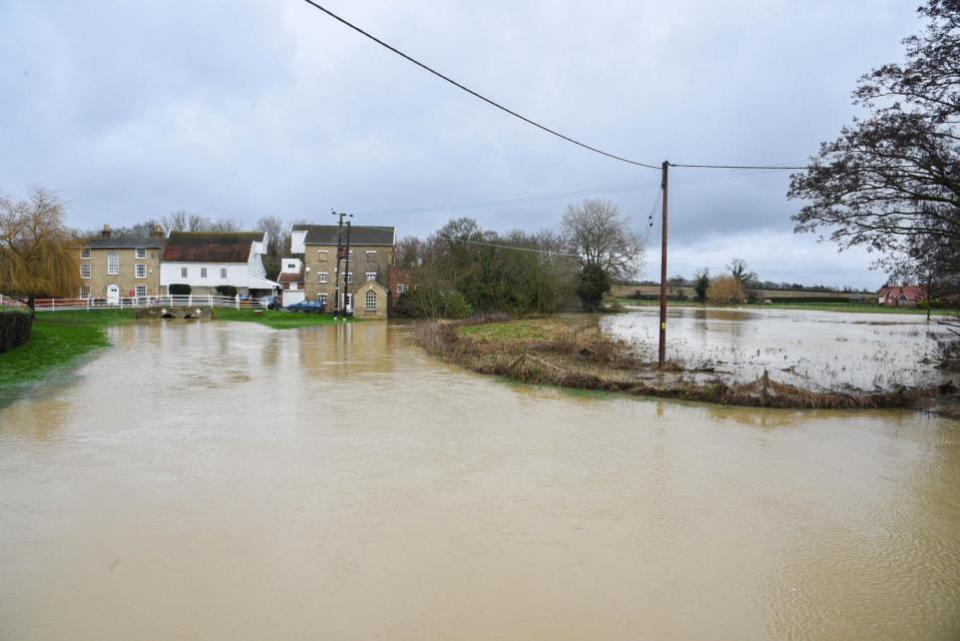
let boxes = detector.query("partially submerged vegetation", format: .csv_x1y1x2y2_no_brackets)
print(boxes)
416,317,952,411
214,308,353,329
614,298,935,315
0,310,137,402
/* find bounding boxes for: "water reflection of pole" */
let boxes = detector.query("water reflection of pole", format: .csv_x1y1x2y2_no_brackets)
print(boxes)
658,161,669,368
344,220,352,316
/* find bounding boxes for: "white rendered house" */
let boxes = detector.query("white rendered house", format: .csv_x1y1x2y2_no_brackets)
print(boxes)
160,231,279,297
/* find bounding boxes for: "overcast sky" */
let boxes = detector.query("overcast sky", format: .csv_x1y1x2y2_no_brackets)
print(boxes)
1,0,922,287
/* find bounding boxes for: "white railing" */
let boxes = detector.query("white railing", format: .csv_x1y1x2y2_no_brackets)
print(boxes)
27,294,253,312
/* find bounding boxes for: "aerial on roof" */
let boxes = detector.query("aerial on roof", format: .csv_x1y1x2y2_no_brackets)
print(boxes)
162,231,265,263
293,224,395,246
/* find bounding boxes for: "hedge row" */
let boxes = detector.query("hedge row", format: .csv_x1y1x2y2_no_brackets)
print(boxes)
0,311,33,353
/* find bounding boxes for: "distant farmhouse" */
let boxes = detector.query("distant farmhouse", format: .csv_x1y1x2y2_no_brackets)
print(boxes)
289,224,397,319
878,285,926,307
78,225,164,303
160,231,278,298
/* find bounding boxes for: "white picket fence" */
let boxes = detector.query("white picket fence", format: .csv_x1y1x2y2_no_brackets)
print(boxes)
0,294,255,312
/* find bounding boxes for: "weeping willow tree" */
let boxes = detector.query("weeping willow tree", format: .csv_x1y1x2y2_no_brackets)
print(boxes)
0,187,80,312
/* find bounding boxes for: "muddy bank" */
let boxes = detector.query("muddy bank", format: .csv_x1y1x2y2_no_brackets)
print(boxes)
416,318,953,411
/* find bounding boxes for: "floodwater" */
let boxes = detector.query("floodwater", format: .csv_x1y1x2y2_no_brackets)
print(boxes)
1,320,959,641
605,306,953,390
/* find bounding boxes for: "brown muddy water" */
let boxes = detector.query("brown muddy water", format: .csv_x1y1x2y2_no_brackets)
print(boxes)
605,306,954,391
1,320,959,641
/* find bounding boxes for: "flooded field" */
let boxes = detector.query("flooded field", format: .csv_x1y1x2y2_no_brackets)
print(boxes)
1,319,959,640
605,306,953,391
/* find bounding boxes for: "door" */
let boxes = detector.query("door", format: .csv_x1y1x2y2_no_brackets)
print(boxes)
106,284,120,305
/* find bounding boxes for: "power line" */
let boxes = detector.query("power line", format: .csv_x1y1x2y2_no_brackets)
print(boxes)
670,162,808,170
298,0,661,170
438,234,578,258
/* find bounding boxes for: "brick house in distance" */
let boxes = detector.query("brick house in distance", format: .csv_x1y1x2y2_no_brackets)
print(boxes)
878,285,926,307
78,224,164,302
290,224,395,319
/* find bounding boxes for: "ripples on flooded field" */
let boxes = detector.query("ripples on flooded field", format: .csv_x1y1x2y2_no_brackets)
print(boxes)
604,306,953,391
1,319,959,640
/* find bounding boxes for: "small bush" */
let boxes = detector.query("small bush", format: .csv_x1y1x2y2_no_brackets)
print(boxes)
0,311,33,353
169,284,191,296
395,288,472,319
707,277,746,305
215,285,237,297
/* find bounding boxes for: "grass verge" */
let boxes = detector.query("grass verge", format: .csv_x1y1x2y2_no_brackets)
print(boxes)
0,310,138,402
214,308,355,329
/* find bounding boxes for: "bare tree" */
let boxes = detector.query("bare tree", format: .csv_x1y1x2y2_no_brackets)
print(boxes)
562,199,643,280
0,187,80,311
256,215,288,278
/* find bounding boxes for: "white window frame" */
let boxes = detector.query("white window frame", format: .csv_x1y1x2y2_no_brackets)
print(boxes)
80,286,91,299
319,293,328,306
346,272,353,284
365,289,377,312
365,272,377,281
135,247,146,259
135,285,147,298
107,253,119,276
220,267,227,279
80,263,92,279
81,248,91,259
135,264,147,279
317,250,329,262
200,267,208,279
318,272,329,284
397,283,407,294
181,267,188,278
344,293,352,308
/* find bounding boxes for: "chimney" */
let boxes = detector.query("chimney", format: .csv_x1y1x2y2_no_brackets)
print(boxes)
152,224,165,238
101,224,111,238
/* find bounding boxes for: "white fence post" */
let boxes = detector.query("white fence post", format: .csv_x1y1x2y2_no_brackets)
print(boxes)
235,294,239,310
52,298,55,312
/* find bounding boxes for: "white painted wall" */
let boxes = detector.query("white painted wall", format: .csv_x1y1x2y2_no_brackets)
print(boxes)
160,262,251,288
290,230,307,255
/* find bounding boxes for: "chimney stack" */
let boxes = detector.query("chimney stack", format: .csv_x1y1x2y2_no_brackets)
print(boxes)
152,224,165,238
101,224,111,238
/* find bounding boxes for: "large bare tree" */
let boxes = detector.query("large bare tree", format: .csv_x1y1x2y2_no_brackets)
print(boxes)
0,187,80,311
562,199,643,280
789,0,960,293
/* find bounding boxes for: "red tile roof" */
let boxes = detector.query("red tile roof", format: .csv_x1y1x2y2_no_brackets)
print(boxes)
277,272,302,284
162,231,263,263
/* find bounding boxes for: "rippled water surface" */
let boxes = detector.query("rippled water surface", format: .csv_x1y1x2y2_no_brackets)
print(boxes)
1,320,959,641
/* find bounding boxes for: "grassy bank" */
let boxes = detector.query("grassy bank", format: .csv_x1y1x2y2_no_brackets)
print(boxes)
614,298,934,315
416,317,947,411
214,308,354,329
0,310,138,401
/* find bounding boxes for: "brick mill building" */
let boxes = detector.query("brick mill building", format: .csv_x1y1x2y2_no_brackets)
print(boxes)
78,224,165,302
290,224,396,319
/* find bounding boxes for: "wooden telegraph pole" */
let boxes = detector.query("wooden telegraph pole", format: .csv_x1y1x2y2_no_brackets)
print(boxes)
658,161,669,368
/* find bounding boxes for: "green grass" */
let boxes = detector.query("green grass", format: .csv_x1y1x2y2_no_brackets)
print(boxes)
460,319,567,342
0,310,138,402
613,298,936,315
214,308,353,329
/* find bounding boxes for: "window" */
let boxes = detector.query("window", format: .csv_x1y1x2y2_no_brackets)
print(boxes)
135,264,147,279
348,250,353,259
365,289,377,312
135,285,147,298
200,267,207,278
344,293,352,308
80,286,91,299
318,272,328,284
397,283,408,294
365,272,377,282
107,253,119,275
286,263,297,270
317,250,329,262
80,263,92,279
346,272,353,284
220,268,227,279
81,248,91,259
366,250,377,263
135,248,146,259
319,293,328,306
181,267,188,278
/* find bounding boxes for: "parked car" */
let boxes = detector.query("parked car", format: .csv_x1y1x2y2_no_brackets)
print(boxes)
287,300,326,314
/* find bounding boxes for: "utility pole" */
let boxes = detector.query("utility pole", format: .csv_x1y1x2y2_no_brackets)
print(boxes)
343,220,353,318
332,210,352,317
658,161,669,368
